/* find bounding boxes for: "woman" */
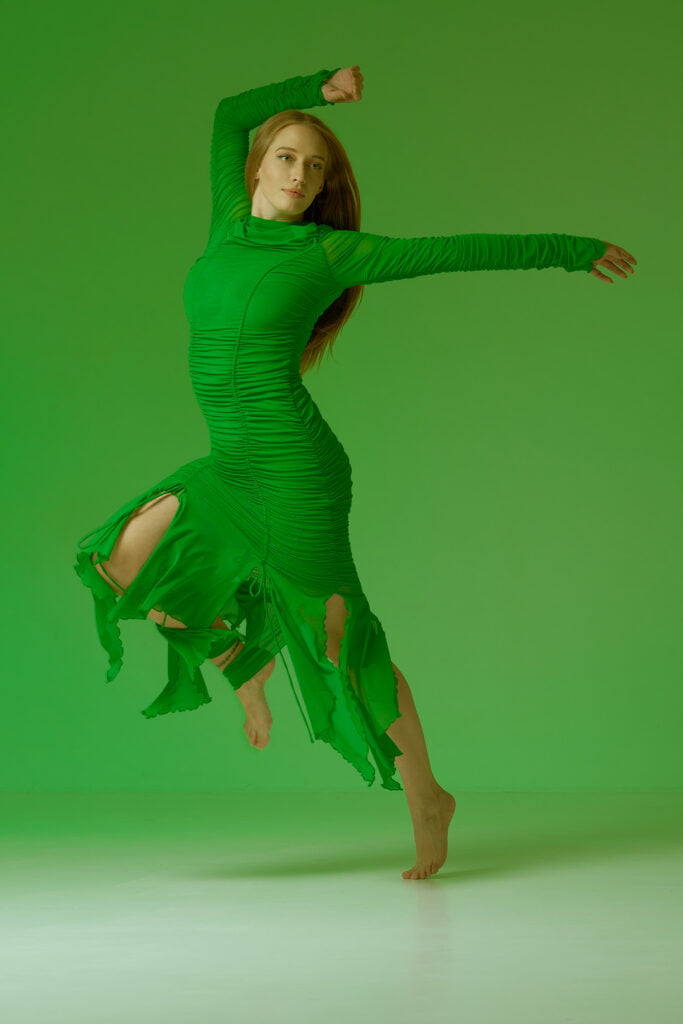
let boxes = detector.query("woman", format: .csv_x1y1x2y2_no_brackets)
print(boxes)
74,64,636,880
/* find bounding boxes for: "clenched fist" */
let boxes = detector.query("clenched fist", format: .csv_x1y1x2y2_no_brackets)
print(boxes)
322,65,364,104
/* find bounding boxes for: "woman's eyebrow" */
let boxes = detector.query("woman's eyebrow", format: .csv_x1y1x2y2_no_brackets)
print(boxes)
275,146,326,163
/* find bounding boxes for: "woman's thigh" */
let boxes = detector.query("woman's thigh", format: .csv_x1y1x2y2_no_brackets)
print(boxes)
324,592,350,667
91,492,191,627
92,492,180,591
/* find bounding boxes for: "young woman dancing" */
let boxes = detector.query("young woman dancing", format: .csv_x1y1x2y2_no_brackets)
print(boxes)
74,64,636,880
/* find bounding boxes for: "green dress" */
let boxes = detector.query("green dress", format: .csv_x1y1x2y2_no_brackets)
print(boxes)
73,67,607,791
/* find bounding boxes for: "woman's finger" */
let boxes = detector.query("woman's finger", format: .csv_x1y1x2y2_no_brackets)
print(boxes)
610,244,637,265
612,257,636,276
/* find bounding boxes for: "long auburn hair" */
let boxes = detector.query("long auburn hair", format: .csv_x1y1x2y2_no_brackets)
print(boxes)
244,110,364,376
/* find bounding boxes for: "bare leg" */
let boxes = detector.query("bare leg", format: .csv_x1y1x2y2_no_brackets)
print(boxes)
324,592,456,880
386,663,457,880
386,665,442,806
209,642,276,750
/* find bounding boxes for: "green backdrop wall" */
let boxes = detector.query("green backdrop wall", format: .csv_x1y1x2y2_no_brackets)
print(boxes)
2,0,679,792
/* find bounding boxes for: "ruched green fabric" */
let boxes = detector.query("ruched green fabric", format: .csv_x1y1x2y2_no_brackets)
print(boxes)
74,67,607,791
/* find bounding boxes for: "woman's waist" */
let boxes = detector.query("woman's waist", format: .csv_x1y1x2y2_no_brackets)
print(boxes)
205,417,350,479
206,424,349,464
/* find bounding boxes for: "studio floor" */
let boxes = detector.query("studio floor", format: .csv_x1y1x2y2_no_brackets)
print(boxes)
1,791,681,1023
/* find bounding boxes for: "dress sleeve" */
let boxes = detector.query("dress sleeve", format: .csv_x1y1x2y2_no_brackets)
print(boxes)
207,67,341,245
319,228,608,288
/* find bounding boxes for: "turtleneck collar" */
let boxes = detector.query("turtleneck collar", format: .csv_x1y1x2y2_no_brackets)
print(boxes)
229,213,320,247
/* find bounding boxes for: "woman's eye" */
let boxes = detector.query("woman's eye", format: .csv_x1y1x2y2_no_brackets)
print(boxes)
279,154,322,169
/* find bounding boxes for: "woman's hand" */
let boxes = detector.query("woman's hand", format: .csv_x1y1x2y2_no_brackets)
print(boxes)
322,65,364,103
590,242,638,283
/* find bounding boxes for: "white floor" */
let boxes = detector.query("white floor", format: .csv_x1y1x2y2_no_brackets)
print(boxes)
1,792,681,1024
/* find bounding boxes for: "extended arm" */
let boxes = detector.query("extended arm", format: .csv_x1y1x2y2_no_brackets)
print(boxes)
319,226,609,288
207,67,341,245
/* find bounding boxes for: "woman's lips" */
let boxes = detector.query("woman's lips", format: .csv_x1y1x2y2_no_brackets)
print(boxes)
283,189,303,197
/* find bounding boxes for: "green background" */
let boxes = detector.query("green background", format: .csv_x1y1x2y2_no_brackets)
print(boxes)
2,0,679,793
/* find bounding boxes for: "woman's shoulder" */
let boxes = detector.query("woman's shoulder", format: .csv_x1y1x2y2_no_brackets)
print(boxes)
315,222,359,240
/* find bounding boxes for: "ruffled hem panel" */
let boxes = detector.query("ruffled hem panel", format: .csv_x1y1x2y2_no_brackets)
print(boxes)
73,456,404,791
262,570,404,790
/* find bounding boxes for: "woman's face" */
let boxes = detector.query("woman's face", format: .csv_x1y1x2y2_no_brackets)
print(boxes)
252,124,329,222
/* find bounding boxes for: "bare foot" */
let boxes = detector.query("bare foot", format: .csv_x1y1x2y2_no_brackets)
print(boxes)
402,788,457,880
235,661,275,749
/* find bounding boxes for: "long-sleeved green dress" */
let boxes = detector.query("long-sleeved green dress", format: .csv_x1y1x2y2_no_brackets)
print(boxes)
73,67,607,791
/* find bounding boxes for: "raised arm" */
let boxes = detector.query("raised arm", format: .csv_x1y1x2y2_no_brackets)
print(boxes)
207,67,340,246
319,227,609,288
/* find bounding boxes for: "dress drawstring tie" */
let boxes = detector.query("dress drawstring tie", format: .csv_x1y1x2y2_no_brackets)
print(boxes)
248,565,316,744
